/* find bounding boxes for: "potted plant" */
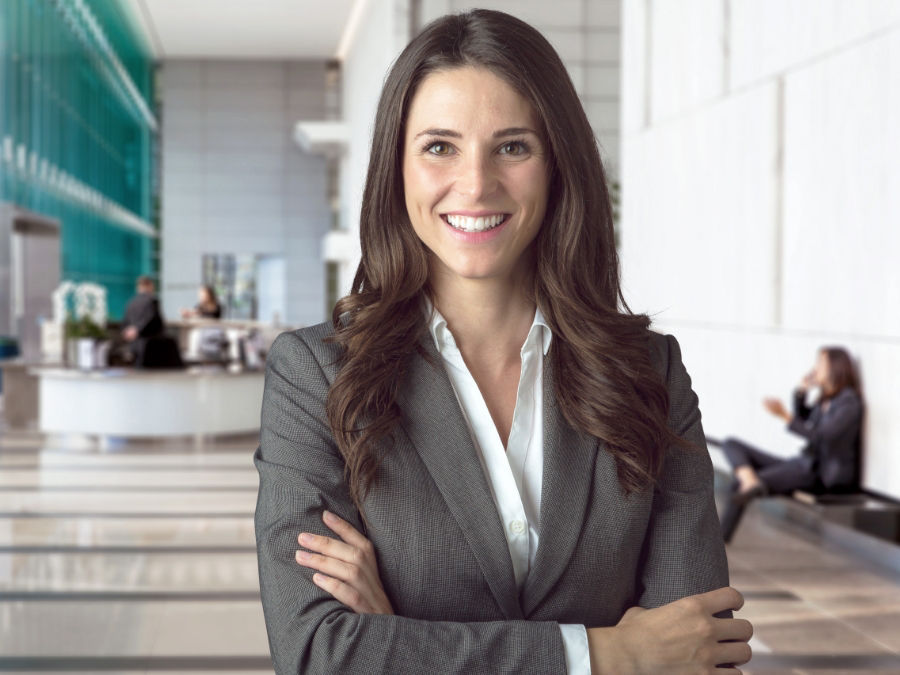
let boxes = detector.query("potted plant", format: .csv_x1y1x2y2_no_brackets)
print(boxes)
54,282,108,368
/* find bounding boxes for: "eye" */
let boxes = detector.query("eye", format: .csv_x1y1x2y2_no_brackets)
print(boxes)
498,140,529,156
425,141,454,156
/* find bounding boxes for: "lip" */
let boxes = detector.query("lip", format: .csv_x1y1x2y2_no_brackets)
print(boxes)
441,210,510,217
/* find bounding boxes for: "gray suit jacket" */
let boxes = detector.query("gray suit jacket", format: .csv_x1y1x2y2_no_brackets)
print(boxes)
254,323,729,674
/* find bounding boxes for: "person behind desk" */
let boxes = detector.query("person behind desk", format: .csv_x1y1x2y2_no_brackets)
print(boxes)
122,276,182,369
180,285,222,320
720,346,863,542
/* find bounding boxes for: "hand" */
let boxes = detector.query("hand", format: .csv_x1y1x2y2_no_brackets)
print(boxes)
762,397,788,420
588,587,752,674
295,510,394,615
122,326,138,341
799,371,816,389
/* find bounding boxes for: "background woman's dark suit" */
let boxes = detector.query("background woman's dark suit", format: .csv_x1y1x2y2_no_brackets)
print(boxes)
723,387,863,494
253,326,729,673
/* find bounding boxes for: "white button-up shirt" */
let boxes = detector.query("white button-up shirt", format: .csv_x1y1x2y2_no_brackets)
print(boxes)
427,304,590,674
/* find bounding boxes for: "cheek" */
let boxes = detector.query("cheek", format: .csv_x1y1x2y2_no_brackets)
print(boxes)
508,164,549,209
405,163,450,207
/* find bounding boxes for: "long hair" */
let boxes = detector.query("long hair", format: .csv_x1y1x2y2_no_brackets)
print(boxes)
821,346,862,399
327,9,690,513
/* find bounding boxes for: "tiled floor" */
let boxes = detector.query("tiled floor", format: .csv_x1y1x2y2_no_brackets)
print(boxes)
0,427,899,673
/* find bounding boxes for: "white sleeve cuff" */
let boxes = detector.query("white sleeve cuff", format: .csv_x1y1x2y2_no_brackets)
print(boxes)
559,623,590,675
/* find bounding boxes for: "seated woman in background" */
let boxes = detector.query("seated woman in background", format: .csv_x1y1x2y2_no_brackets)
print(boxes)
180,285,222,319
720,346,864,542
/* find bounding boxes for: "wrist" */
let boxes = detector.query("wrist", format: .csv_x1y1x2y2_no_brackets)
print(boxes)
587,626,632,675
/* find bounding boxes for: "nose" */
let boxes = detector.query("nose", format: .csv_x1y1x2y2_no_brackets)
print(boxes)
453,151,498,200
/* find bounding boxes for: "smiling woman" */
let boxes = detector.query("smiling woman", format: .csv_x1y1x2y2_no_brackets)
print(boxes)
254,9,752,674
403,67,549,288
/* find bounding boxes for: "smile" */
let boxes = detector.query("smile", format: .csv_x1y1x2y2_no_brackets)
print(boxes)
442,213,510,233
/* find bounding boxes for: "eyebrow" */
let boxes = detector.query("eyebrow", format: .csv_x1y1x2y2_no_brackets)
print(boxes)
413,127,538,140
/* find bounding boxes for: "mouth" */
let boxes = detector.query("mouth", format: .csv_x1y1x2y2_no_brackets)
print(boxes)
441,213,510,233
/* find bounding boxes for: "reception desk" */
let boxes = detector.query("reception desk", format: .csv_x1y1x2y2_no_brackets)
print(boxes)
34,366,264,437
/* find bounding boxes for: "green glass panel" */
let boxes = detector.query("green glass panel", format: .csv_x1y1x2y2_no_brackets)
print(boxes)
0,0,157,320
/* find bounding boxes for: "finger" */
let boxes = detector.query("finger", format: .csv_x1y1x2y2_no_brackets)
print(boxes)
297,531,358,565
322,510,372,551
714,640,752,667
693,587,745,614
715,617,753,642
311,572,371,614
295,549,360,586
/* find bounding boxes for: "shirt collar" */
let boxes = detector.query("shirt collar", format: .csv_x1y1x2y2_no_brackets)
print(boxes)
424,298,552,356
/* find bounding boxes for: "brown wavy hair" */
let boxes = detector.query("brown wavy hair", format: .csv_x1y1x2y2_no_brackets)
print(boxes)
820,347,862,399
327,9,691,513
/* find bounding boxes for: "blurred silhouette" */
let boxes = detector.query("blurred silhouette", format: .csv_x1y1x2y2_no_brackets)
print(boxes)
180,284,222,319
720,347,864,542
121,276,182,369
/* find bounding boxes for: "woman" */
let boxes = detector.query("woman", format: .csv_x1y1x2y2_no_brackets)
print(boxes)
720,347,863,542
180,285,221,319
254,10,752,673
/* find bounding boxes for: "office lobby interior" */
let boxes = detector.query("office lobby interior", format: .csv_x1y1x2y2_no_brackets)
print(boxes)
1,1,899,672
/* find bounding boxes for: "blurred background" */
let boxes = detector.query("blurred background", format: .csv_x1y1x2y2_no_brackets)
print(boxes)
0,0,898,672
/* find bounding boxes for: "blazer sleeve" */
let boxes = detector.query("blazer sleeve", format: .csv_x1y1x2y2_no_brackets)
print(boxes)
254,331,567,674
787,393,862,446
792,388,813,421
635,334,731,615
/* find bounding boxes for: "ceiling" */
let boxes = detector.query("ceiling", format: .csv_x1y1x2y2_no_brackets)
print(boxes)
127,0,358,60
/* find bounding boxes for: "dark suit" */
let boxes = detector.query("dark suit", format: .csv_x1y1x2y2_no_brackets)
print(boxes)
254,324,728,673
722,387,863,494
122,292,182,368
123,292,164,339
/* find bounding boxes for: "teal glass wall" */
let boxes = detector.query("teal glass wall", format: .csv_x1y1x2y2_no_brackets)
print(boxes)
0,0,157,319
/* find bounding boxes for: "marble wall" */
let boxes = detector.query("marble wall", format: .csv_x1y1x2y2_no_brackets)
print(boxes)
160,61,331,326
620,0,900,498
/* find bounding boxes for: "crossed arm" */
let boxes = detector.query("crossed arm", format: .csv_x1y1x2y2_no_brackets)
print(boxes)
296,508,752,673
257,330,752,673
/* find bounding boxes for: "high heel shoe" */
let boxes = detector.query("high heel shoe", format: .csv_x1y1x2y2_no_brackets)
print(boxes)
731,484,767,506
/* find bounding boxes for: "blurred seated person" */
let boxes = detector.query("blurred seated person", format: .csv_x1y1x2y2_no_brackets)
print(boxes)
720,346,863,542
180,285,222,320
122,276,183,369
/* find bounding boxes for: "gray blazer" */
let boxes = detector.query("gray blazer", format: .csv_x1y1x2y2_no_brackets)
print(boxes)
254,323,729,674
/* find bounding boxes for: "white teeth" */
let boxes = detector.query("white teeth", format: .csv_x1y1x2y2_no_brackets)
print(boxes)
446,214,506,232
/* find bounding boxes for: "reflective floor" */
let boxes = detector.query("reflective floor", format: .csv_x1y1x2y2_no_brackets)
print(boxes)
0,426,898,674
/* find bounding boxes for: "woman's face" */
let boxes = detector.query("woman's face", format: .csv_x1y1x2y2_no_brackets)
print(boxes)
402,67,549,286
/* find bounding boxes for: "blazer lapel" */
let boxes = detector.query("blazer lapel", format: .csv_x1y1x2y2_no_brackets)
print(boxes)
397,338,523,620
521,355,598,616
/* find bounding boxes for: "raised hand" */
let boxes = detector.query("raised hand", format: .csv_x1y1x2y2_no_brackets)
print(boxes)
588,587,753,674
762,397,789,420
295,510,394,615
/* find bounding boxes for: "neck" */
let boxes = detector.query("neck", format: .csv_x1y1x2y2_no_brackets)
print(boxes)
429,268,536,365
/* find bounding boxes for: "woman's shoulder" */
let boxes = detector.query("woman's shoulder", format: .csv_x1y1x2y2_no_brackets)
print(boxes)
267,321,343,381
644,329,682,379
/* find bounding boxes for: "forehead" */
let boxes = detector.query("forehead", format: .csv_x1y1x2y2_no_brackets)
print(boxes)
405,66,537,133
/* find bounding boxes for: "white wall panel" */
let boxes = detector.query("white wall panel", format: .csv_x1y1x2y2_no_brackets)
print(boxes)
649,0,724,123
621,83,779,326
620,0,647,136
730,0,900,90
782,29,900,338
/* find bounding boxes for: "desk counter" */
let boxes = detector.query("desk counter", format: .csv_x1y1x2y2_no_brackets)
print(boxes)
33,366,264,437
